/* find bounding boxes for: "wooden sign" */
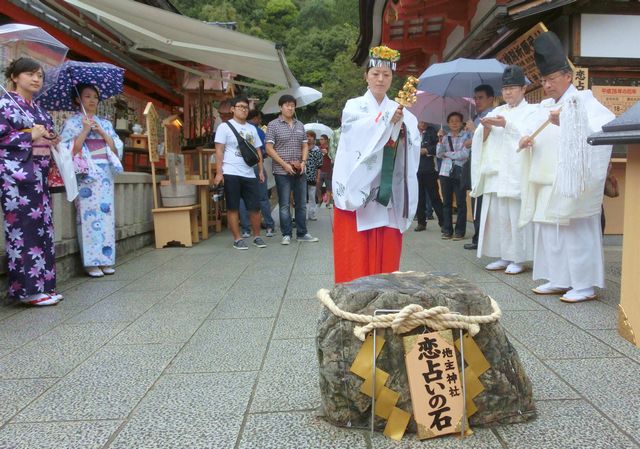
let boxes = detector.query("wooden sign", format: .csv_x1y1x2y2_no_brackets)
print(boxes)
497,22,576,88
403,330,465,439
573,67,589,91
592,85,640,116
496,22,549,86
144,102,160,162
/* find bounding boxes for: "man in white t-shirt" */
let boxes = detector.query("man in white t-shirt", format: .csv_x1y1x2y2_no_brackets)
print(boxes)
214,97,266,250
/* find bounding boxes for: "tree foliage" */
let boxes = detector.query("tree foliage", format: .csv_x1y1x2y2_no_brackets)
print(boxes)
173,0,363,127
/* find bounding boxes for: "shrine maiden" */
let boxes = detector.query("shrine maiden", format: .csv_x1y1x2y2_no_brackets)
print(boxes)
519,32,615,302
470,65,535,274
59,83,123,277
332,46,420,283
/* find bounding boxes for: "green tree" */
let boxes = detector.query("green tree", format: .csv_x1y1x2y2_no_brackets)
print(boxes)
297,0,335,30
260,0,299,44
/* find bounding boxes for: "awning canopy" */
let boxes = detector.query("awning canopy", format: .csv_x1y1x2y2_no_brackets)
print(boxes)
63,0,298,88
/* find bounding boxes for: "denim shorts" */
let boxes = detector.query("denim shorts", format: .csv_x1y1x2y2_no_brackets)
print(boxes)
223,174,260,211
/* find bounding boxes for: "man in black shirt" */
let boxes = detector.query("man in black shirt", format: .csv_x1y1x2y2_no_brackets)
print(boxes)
415,121,443,231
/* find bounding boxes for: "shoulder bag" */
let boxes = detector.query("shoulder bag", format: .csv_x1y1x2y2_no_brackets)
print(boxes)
225,121,259,167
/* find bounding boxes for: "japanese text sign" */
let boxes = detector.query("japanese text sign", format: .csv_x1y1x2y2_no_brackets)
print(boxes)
403,330,465,439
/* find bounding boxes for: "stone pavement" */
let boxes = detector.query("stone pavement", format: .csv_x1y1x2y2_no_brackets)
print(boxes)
0,206,638,449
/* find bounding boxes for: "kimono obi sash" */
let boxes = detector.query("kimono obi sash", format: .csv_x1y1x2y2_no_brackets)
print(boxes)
32,137,51,156
85,138,109,161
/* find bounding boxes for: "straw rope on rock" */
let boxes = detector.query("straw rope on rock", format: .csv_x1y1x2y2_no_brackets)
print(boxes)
315,271,536,432
316,284,502,341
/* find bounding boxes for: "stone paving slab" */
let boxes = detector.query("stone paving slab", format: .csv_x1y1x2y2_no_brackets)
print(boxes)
0,207,638,448
238,411,367,449
0,420,122,449
13,344,181,422
495,400,639,449
250,338,320,413
0,322,127,379
166,318,273,373
109,372,256,449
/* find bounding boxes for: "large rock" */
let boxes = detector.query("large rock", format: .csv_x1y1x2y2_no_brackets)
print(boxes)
316,271,536,431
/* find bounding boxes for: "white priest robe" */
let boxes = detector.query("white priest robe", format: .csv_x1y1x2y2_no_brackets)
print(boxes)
332,89,421,233
470,99,536,263
519,85,615,289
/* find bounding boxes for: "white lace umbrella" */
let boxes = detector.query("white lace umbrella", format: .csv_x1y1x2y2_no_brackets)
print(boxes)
262,85,322,114
304,122,333,139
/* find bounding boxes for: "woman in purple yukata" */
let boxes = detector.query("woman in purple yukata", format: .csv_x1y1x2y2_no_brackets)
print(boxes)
59,84,123,277
0,58,61,306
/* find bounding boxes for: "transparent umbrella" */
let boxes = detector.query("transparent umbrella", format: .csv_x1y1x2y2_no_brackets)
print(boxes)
408,91,475,126
262,85,322,114
0,24,68,92
304,122,333,139
0,24,68,125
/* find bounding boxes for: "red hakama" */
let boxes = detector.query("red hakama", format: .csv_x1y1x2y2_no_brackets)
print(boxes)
333,207,403,284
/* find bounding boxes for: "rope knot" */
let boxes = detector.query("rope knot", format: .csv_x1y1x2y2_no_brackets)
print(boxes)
317,288,501,341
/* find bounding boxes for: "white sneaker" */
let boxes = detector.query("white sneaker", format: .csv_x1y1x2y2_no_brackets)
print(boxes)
281,235,291,245
241,231,251,238
505,263,525,275
266,228,274,237
485,260,510,271
560,287,597,303
297,234,319,242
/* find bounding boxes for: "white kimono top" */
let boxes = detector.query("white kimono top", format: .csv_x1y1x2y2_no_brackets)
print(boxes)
332,89,420,232
470,99,537,199
519,85,615,226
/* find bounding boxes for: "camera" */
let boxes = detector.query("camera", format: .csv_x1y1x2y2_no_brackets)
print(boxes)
211,184,225,202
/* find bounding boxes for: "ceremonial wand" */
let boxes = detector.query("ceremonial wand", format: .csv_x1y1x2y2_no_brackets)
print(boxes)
395,76,419,109
517,106,562,152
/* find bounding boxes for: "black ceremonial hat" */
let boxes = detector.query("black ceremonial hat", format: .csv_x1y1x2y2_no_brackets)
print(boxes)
502,65,526,87
533,31,570,76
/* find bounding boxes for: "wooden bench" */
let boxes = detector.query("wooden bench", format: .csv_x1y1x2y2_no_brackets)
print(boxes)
152,205,200,248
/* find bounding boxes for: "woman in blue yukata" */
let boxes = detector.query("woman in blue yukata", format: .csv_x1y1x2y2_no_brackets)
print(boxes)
0,58,62,306
59,83,123,277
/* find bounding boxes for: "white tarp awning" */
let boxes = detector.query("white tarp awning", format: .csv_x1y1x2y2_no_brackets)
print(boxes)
63,0,298,88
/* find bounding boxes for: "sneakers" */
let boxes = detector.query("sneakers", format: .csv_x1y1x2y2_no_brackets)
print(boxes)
86,267,104,277
266,228,274,237
452,234,465,241
233,239,249,250
253,237,267,248
241,231,251,238
297,234,319,242
441,234,452,240
485,260,510,271
308,216,318,221
281,235,291,245
414,224,426,232
100,266,115,275
20,293,59,307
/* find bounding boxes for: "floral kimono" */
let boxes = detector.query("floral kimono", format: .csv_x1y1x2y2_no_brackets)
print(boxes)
0,92,56,299
59,113,123,267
